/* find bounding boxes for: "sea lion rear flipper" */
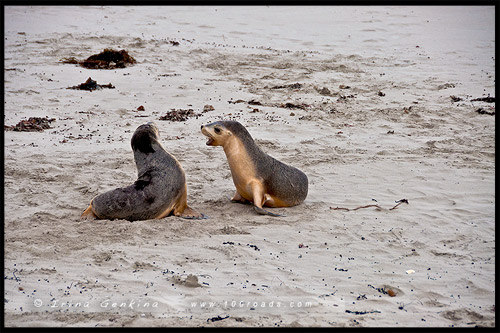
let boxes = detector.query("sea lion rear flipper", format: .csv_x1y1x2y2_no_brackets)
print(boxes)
179,206,209,220
250,181,284,217
230,191,250,204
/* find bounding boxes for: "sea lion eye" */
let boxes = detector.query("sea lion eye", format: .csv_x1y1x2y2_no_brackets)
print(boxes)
214,127,221,134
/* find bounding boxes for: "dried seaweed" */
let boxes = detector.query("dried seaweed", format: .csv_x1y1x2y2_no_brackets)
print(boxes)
67,77,115,91
280,102,309,110
331,199,408,211
61,49,136,69
476,108,495,116
471,96,495,103
159,109,201,121
5,117,55,132
270,82,302,89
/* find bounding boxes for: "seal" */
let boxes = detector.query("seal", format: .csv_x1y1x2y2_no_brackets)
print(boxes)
201,120,308,216
81,122,205,221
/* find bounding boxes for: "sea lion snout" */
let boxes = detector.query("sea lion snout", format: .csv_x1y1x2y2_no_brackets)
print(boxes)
135,122,159,137
201,123,217,146
201,122,234,147
146,122,159,135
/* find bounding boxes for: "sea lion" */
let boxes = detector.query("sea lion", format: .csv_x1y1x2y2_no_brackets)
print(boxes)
201,120,308,216
81,122,205,221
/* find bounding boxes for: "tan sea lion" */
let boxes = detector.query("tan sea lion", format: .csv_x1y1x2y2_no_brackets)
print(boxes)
201,120,308,216
81,122,205,221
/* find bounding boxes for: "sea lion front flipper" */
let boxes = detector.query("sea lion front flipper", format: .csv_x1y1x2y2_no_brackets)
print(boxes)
179,206,208,220
250,180,284,217
254,205,285,217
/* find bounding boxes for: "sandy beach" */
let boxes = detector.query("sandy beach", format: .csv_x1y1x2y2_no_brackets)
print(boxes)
3,6,495,327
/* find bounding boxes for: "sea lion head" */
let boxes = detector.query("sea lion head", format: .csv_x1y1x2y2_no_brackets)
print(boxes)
201,121,235,146
131,122,160,154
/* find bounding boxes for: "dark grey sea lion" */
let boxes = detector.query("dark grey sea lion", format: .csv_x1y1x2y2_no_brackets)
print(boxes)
82,122,204,221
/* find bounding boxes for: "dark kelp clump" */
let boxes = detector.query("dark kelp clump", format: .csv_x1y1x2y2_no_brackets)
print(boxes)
471,96,495,103
270,82,302,90
67,77,115,91
159,109,201,122
5,117,56,132
476,108,495,116
61,49,136,69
